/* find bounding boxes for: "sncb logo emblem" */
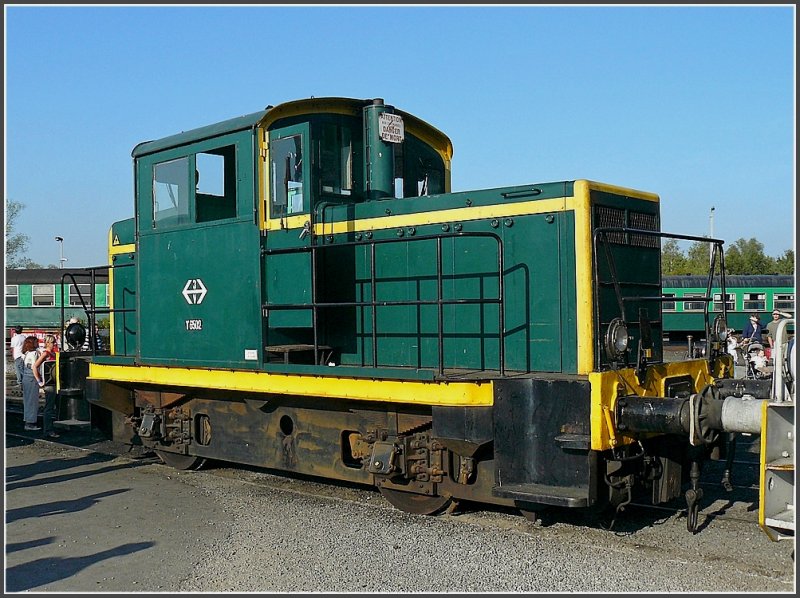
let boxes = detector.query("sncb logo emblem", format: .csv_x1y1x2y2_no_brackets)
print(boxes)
182,279,207,304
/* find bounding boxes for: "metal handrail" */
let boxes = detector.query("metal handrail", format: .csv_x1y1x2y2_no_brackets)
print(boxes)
60,264,136,355
592,226,727,368
263,231,505,375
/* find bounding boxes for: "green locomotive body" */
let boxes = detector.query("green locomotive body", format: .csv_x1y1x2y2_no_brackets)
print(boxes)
60,97,793,535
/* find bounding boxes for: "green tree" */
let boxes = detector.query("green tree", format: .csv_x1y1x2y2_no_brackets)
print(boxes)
774,249,795,275
724,238,776,275
5,199,44,268
661,235,792,276
6,199,30,268
661,239,690,275
685,241,714,275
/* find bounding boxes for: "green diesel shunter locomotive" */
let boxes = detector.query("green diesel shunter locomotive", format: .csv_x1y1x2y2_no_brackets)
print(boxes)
59,97,794,536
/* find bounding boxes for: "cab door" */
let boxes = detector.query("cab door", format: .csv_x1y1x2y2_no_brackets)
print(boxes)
135,131,262,368
263,123,314,332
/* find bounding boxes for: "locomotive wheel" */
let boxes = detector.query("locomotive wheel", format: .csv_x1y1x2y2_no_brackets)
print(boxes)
379,487,454,515
155,450,207,471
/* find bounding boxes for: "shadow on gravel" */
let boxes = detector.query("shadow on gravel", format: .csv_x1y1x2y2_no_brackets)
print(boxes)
5,542,155,592
6,488,131,523
6,459,153,492
6,453,119,482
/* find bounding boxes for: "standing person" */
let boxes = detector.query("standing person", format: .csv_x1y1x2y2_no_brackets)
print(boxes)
33,335,59,439
20,336,42,431
766,309,792,351
10,326,25,385
741,313,765,346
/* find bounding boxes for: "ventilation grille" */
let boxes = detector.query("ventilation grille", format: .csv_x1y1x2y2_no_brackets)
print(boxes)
595,206,659,248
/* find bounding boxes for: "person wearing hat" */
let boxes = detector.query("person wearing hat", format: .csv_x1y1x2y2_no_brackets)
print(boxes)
741,312,765,345
766,309,793,350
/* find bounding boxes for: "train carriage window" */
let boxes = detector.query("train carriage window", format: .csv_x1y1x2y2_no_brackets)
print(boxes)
774,293,794,311
743,292,766,311
5,285,18,307
271,134,305,216
32,284,54,307
69,283,92,306
713,292,734,312
683,293,705,312
153,157,190,227
663,293,675,311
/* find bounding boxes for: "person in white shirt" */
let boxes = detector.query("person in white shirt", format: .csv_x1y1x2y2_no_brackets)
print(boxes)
10,326,25,385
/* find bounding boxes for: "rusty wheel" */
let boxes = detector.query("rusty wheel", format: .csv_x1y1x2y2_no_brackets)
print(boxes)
155,450,207,471
379,487,454,515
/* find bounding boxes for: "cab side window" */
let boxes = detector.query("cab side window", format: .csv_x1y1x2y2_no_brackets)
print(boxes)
401,136,445,198
196,145,237,223
153,157,190,227
271,134,305,216
151,145,238,229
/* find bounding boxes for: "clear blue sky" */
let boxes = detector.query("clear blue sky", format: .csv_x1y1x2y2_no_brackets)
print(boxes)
5,5,795,268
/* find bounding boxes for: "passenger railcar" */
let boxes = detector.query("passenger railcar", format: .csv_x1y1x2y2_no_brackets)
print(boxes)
5,268,109,340
662,274,795,340
57,97,794,538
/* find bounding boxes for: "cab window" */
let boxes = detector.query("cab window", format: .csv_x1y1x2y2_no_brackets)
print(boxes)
196,145,237,223
153,157,190,227
402,135,445,198
271,134,305,216
151,145,238,228
319,123,353,196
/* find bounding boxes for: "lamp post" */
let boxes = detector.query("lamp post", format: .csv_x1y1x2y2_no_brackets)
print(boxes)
54,236,67,269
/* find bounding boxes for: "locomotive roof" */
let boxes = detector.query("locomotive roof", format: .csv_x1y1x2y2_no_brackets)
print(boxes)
132,110,268,158
6,268,109,284
131,97,453,161
661,274,795,288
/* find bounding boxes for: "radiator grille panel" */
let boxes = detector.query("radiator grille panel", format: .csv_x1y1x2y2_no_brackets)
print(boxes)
595,206,659,248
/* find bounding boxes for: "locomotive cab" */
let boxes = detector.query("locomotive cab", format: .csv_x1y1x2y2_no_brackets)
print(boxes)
258,98,451,339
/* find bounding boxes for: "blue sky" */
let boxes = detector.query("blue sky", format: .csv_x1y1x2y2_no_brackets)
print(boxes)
5,5,795,268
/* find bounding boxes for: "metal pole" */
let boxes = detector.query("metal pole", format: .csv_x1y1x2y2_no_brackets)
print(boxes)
55,236,65,268
709,207,715,266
